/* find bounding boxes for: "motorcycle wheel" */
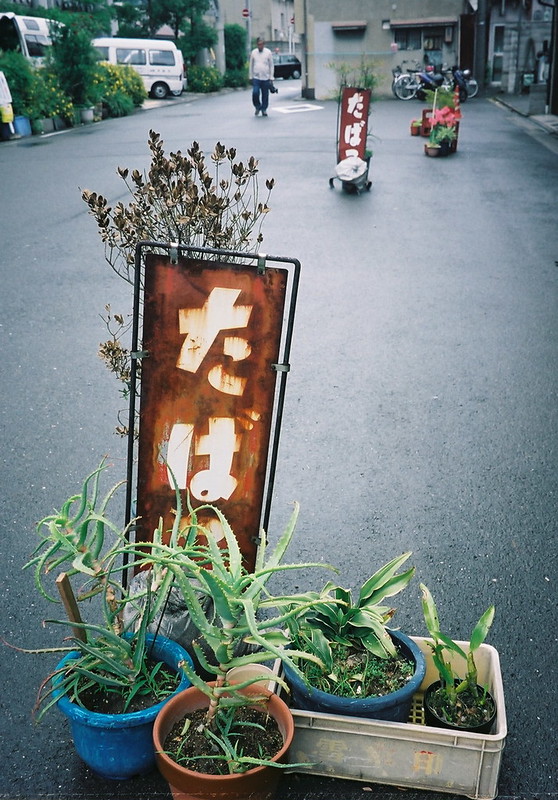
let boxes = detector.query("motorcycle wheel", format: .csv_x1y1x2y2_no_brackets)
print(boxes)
466,78,479,98
393,75,417,100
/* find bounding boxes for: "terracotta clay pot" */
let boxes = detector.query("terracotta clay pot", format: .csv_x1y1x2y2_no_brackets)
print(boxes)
153,685,294,800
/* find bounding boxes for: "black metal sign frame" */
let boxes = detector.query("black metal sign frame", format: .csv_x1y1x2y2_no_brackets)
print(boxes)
123,240,300,573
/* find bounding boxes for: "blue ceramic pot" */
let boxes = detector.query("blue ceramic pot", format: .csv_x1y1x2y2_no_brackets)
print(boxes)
53,633,193,779
283,629,426,722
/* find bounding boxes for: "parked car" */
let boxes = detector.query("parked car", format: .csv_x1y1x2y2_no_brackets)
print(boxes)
92,37,186,98
273,53,301,79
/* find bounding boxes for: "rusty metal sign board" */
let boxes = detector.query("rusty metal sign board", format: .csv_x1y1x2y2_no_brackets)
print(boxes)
131,250,297,570
337,86,371,162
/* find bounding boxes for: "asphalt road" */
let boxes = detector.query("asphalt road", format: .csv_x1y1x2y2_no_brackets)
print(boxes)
0,84,557,800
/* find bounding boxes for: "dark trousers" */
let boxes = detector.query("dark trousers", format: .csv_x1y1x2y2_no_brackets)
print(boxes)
252,79,270,112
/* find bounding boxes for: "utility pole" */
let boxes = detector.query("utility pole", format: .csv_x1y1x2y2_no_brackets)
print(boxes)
474,0,488,91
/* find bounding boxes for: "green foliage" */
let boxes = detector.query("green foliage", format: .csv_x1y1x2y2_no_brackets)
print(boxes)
92,62,146,111
114,3,146,38
33,67,74,120
0,50,36,116
187,64,223,93
327,57,378,99
224,24,247,70
178,21,217,64
423,87,456,110
224,67,249,88
124,491,335,733
288,552,415,662
429,124,457,145
285,553,416,698
10,461,184,719
420,583,495,706
0,2,111,34
48,19,99,106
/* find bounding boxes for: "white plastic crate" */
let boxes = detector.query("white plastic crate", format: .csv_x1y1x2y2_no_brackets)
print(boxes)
283,637,506,800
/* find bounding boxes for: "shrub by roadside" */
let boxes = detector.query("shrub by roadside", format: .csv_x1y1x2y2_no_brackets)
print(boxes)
187,65,224,93
92,63,146,117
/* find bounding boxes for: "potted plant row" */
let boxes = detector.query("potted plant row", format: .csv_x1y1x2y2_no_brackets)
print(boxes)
10,457,504,798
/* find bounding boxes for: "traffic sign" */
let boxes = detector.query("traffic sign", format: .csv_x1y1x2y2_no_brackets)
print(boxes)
242,8,249,17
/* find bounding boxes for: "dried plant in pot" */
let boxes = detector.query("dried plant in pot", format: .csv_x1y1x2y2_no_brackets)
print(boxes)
3,461,193,779
81,133,275,437
420,583,497,733
283,552,426,722
127,495,334,800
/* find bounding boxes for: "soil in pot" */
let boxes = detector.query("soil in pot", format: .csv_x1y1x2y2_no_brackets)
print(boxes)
163,705,284,775
284,630,426,722
424,680,497,733
77,661,182,714
299,643,415,699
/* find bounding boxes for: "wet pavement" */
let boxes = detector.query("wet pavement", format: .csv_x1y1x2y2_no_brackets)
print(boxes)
0,86,557,800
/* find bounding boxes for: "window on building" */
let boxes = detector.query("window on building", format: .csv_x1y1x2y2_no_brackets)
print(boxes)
423,30,444,51
394,28,422,50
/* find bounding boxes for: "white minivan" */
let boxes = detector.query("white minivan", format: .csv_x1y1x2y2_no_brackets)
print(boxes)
0,13,59,63
92,37,186,99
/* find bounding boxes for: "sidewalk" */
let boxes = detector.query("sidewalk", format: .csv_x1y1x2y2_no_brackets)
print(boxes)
490,89,558,136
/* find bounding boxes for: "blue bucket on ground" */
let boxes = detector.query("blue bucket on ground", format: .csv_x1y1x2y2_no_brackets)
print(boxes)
14,116,32,137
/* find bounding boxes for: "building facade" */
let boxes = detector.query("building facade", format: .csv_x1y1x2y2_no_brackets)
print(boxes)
293,0,554,104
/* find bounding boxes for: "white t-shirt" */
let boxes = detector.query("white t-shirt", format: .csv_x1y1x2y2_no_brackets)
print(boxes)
250,47,274,81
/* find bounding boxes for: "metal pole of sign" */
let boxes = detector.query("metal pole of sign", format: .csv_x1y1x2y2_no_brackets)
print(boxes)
122,242,145,588
123,241,300,579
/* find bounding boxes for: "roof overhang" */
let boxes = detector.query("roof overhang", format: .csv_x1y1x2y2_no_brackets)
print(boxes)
390,18,458,28
331,21,367,32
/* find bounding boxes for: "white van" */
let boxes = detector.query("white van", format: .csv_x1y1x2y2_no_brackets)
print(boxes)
0,13,59,63
92,37,186,99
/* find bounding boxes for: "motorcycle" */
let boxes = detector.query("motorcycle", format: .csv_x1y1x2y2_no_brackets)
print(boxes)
443,65,471,102
414,65,445,100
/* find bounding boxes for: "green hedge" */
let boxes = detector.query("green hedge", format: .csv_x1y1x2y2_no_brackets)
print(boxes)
187,65,224,93
0,52,146,124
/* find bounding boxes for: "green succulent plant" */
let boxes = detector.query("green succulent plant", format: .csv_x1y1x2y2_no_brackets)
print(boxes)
6,461,183,719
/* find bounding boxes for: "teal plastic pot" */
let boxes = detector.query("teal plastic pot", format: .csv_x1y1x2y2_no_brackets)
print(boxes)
53,633,193,779
283,630,426,722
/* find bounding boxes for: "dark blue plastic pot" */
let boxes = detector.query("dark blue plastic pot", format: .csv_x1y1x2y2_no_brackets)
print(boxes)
283,629,426,722
53,633,193,779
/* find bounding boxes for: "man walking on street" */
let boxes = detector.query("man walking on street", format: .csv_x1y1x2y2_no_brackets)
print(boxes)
250,38,274,116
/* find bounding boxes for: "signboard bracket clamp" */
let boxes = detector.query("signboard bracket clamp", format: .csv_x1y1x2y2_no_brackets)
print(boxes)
169,243,179,264
272,362,290,373
132,350,149,360
257,253,267,274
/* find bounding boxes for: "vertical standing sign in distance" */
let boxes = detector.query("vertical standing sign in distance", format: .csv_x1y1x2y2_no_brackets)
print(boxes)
136,254,289,570
337,86,371,162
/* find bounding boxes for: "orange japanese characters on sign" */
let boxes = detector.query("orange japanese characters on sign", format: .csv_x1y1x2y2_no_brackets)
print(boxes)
338,86,371,162
136,255,288,569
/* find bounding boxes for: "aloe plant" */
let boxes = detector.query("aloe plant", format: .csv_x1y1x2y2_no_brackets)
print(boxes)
125,492,335,731
420,583,495,709
7,461,184,718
